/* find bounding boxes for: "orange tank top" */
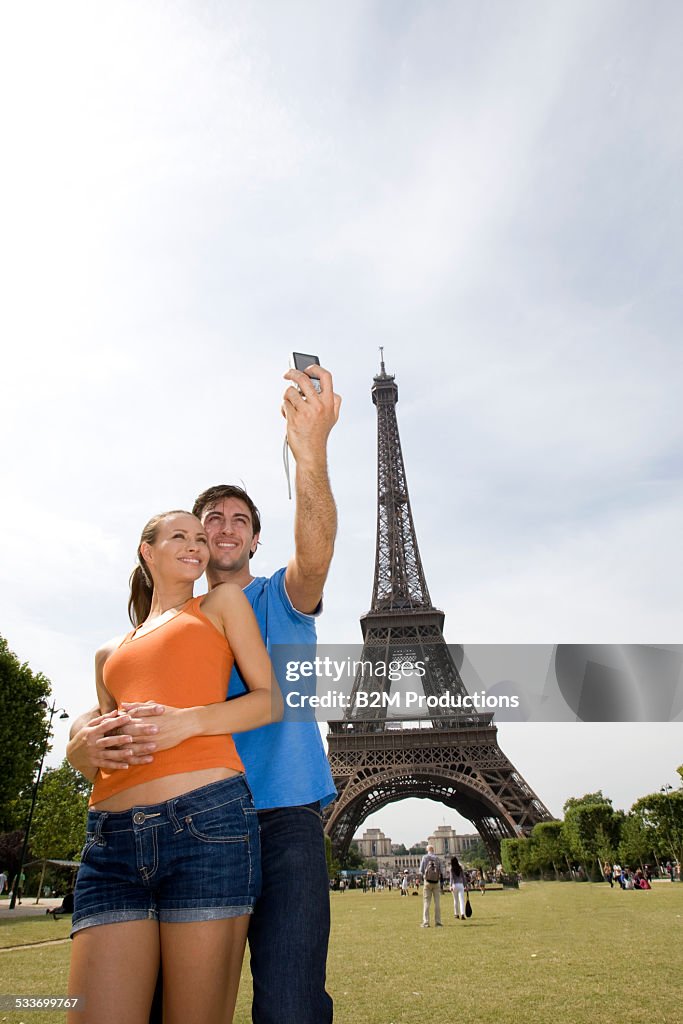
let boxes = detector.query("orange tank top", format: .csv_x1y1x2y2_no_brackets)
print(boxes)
90,596,244,804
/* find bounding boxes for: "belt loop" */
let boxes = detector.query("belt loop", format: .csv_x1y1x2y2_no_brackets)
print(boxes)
240,774,253,801
94,812,107,844
167,797,183,834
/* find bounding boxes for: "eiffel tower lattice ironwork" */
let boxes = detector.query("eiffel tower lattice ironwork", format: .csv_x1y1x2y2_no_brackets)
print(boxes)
325,354,553,861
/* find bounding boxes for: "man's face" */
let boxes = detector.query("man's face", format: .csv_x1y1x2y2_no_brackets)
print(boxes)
200,497,259,574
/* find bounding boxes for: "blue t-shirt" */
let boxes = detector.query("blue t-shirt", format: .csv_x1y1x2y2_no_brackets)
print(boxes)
227,567,337,811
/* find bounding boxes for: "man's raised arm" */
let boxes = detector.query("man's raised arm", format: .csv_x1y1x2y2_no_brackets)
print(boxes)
282,364,341,614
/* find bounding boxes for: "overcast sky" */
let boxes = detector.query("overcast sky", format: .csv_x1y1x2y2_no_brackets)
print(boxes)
1,1,681,844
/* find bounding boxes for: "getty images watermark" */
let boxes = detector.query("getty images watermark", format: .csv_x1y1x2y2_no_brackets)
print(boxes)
268,645,683,723
283,656,519,713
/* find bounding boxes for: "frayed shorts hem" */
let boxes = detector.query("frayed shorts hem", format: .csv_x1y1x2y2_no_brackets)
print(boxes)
71,904,253,936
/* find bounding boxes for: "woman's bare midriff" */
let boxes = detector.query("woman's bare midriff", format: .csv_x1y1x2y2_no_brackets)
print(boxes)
90,766,242,812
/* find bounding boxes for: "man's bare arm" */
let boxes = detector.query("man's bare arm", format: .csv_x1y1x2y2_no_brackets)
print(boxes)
282,364,341,614
66,705,161,781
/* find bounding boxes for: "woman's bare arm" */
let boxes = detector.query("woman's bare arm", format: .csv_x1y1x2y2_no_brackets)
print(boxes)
121,585,282,748
66,640,157,780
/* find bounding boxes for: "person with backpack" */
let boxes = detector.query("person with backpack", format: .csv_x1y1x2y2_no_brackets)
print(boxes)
419,845,443,927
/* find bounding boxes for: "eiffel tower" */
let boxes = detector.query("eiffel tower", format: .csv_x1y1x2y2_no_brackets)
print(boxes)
325,354,553,862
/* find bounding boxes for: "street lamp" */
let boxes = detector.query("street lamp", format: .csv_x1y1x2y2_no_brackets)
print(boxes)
9,699,69,910
659,783,678,878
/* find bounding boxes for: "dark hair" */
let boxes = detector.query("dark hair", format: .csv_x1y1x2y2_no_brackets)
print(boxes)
127,510,194,626
192,484,261,558
450,856,462,876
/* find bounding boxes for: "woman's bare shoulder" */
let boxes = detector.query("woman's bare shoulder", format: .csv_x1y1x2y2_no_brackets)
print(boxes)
95,634,126,668
201,583,248,612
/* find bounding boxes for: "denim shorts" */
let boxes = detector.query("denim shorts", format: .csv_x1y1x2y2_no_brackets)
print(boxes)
71,775,260,935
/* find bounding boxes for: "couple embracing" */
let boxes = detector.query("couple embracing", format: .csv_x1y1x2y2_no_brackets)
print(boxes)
66,365,340,1024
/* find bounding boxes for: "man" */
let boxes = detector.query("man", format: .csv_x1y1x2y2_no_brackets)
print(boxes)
67,364,341,1024
419,845,442,928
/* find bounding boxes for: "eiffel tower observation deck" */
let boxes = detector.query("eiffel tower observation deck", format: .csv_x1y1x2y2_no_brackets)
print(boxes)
325,355,553,861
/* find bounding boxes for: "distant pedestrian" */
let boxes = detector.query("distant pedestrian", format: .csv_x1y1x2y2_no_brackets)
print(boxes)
11,871,25,904
603,863,613,888
0,871,7,895
450,857,468,920
419,845,442,928
401,871,409,896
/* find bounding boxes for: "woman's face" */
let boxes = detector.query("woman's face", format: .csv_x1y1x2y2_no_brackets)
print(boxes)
142,513,209,583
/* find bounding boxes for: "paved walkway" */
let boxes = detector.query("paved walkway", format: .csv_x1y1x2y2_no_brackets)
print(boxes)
0,898,64,919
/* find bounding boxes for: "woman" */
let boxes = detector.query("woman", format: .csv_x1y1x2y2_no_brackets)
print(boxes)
67,510,281,1024
450,856,468,920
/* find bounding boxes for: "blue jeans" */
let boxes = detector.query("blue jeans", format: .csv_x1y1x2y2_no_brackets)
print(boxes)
249,803,333,1024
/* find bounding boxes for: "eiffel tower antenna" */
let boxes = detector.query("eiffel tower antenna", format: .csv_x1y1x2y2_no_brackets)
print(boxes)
325,360,553,862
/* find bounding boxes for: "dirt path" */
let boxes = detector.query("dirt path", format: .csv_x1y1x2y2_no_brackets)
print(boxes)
0,937,70,952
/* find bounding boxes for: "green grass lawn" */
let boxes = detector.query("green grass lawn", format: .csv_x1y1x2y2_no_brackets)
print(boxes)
0,917,72,949
1,882,681,1023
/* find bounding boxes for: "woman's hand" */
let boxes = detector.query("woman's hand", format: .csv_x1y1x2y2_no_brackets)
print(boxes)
120,701,196,752
66,709,156,780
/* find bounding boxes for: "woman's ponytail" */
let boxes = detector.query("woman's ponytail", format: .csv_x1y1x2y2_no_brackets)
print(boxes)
128,557,153,626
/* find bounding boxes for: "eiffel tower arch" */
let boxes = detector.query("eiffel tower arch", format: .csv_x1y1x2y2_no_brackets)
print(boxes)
325,355,553,862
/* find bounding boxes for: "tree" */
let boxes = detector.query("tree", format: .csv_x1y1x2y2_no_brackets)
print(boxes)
562,793,622,878
324,834,340,878
0,831,24,886
530,821,565,879
501,837,535,876
341,842,364,870
465,839,493,873
562,791,612,815
29,761,91,861
500,838,521,875
619,812,654,869
0,636,51,831
631,791,683,868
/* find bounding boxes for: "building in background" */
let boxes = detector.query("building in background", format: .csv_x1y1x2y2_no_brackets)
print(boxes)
428,825,480,859
354,825,480,878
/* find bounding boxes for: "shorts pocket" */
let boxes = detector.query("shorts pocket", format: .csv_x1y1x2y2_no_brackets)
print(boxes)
79,832,104,865
184,799,250,844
